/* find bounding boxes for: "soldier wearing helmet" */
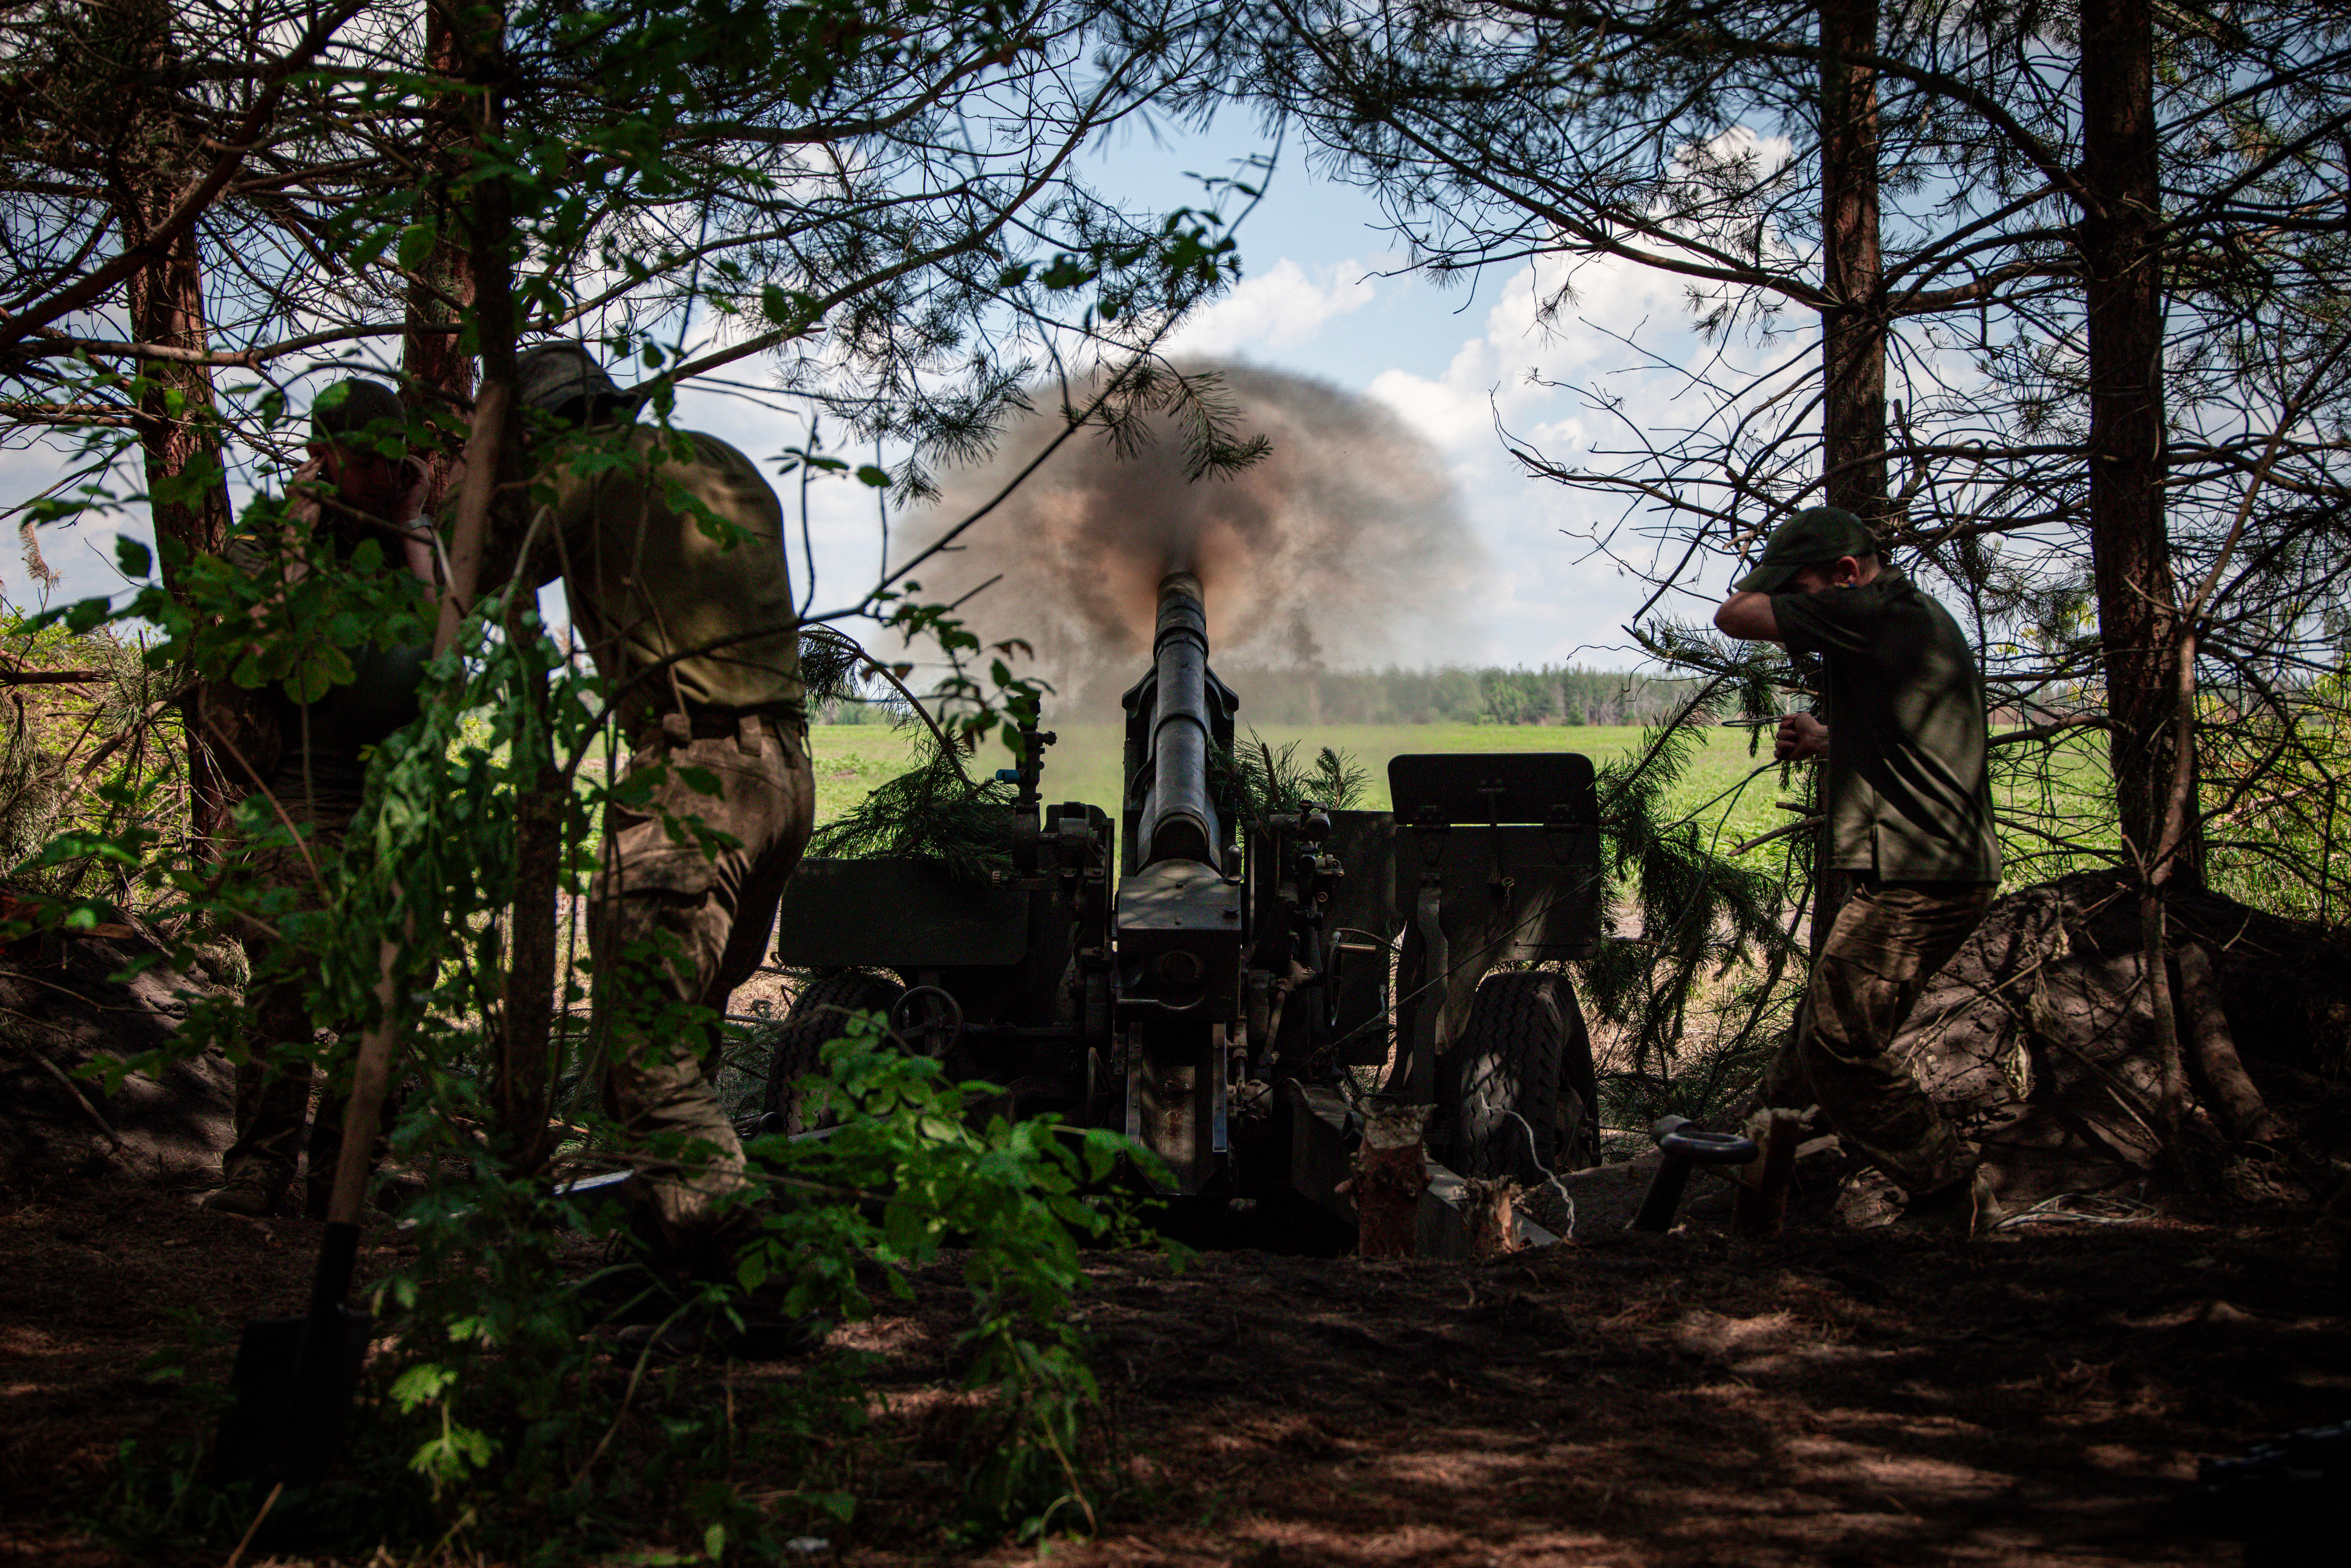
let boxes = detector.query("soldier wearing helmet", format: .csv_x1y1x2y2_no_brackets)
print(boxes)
511,341,814,1273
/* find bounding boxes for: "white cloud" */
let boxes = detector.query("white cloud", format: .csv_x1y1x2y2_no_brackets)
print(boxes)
1363,251,1693,450
1343,246,1775,666
1163,259,1377,359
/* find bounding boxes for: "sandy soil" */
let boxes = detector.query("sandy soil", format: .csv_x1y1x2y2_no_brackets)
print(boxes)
3,1178,2345,1566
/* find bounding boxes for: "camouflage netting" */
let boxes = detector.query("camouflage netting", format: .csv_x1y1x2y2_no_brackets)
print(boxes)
1886,871,2351,1213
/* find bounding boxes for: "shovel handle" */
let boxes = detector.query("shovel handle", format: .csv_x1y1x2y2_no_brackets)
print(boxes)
325,934,404,1230
309,1220,361,1313
316,380,507,1235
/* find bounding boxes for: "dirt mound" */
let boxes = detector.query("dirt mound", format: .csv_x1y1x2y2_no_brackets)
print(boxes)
0,915,236,1189
1897,871,2351,1210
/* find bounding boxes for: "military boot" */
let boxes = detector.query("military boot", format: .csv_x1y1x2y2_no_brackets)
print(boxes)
1896,1165,2004,1237
202,1160,291,1217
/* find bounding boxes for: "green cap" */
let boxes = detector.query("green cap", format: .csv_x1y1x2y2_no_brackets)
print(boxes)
1734,506,1878,594
309,379,404,444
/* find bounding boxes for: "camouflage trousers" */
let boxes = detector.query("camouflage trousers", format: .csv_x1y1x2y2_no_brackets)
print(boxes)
591,708,814,1265
1788,879,1996,1197
218,783,369,1206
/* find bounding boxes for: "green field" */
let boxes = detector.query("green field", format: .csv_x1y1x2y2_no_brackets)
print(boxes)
806,717,2127,888
806,721,1799,859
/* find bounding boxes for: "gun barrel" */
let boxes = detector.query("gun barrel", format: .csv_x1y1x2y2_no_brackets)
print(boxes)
1140,572,1220,867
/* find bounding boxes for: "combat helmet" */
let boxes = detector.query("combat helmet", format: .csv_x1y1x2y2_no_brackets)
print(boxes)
515,341,632,424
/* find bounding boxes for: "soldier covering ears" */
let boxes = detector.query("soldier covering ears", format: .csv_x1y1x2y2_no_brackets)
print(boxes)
1715,506,2005,1235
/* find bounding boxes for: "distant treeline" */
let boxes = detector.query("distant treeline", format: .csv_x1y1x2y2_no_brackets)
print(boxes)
1221,665,1698,727
810,663,1698,728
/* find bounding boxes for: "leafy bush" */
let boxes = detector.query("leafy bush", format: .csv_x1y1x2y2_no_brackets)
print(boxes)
96,1010,1146,1560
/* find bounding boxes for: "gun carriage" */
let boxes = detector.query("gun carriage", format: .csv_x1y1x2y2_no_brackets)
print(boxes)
766,572,1606,1243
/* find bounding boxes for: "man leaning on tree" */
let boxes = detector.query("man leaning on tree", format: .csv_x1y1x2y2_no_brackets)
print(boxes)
1715,506,2005,1235
204,379,438,1217
507,341,815,1278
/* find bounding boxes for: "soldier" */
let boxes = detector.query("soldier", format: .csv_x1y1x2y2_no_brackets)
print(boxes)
512,341,814,1274
204,379,437,1217
1714,506,2004,1233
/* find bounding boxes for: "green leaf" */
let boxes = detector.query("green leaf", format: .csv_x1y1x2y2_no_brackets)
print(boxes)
390,1362,458,1410
855,464,891,488
396,223,439,271
345,223,397,272
113,536,152,579
287,645,356,704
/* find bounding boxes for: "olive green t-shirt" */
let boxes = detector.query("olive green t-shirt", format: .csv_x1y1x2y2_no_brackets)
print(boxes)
1771,569,2002,883
541,425,803,719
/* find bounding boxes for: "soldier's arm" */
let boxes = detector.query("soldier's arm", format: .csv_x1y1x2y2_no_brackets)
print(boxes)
1714,591,1783,642
392,456,440,587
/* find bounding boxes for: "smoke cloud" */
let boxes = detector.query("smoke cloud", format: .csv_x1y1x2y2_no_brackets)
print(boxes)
902,361,1488,705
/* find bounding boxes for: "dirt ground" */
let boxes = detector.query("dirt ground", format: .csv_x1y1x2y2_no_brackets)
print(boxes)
4,1177,2347,1567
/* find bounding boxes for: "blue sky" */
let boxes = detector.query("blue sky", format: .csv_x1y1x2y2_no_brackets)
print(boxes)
1,113,1744,674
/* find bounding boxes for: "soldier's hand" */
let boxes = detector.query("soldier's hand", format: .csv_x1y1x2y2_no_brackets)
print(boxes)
1774,713,1829,762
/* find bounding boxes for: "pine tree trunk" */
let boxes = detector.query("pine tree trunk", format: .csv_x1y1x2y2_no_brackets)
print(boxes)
402,10,476,517
2080,0,2196,886
449,5,554,1165
1811,0,1886,961
104,0,254,863
1819,0,1887,527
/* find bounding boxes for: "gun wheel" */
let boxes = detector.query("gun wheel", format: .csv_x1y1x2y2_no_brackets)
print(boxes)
1442,970,1598,1185
761,970,902,1134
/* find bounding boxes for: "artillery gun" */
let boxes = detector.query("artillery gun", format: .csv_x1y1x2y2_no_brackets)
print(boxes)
765,572,1606,1244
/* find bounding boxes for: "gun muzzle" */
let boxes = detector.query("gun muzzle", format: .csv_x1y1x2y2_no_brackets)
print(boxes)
1139,572,1221,867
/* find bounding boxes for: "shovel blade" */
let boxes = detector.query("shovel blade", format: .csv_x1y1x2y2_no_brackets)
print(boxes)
213,1304,374,1486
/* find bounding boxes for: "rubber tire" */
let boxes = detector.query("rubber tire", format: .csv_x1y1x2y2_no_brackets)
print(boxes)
761,970,901,1134
1444,969,1580,1184
1554,979,1600,1173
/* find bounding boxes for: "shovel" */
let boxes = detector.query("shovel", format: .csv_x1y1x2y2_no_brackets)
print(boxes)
213,360,506,1490
214,957,404,1487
